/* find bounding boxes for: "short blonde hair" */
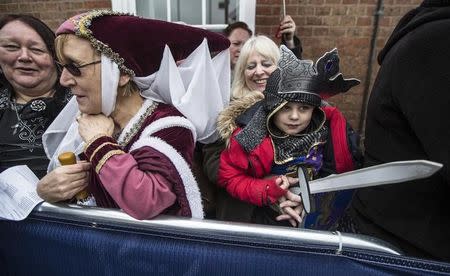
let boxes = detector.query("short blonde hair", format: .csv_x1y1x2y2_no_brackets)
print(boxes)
55,34,100,73
55,34,77,63
231,35,280,100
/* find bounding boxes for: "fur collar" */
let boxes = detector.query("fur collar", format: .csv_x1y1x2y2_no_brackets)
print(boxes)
217,92,264,144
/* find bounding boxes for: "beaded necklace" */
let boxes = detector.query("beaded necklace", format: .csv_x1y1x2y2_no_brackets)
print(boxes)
11,98,24,135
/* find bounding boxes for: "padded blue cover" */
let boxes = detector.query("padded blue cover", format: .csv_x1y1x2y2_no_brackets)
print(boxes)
1,218,449,275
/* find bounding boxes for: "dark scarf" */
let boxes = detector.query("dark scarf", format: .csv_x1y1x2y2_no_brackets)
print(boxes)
235,103,327,164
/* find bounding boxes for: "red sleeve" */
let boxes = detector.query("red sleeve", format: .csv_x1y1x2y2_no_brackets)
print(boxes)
217,131,286,207
323,106,355,173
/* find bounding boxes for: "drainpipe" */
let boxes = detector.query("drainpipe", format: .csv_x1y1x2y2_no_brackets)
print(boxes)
358,0,384,134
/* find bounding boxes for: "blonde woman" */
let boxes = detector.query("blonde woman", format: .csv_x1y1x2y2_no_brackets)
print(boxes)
230,35,280,100
201,36,282,221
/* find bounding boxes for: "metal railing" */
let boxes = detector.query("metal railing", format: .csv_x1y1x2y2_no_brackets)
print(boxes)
32,202,401,256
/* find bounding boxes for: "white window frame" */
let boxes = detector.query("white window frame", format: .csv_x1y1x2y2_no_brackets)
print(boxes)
111,0,256,33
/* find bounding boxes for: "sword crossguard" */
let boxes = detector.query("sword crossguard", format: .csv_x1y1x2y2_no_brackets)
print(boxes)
289,167,312,214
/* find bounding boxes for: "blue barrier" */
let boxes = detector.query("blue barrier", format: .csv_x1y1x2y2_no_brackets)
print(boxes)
1,203,449,275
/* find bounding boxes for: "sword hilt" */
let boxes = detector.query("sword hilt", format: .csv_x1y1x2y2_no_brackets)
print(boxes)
290,166,312,214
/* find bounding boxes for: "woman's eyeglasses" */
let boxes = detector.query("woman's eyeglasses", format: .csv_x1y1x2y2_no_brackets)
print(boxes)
56,60,101,76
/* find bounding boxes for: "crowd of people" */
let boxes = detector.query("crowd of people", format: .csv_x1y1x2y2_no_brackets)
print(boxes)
0,0,448,263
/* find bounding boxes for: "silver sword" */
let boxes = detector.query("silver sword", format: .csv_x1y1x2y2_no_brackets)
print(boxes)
290,160,443,214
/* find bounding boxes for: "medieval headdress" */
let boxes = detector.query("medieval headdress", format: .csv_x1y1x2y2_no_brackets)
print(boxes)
43,10,231,167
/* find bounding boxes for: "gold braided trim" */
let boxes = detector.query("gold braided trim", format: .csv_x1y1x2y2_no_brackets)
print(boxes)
84,133,110,152
73,10,136,77
119,102,158,146
95,149,125,174
89,142,120,163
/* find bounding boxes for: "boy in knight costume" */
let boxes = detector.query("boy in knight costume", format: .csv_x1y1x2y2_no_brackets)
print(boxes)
218,46,361,227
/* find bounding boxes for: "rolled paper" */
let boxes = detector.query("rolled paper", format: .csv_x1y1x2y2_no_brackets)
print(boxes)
57,152,89,201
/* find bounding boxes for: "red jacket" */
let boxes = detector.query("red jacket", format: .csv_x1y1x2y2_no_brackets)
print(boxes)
218,106,355,207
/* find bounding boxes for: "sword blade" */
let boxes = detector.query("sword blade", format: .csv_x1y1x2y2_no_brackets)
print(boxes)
290,160,442,195
308,160,442,194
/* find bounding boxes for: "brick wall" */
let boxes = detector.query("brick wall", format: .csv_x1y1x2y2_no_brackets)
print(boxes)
255,0,422,134
0,0,111,31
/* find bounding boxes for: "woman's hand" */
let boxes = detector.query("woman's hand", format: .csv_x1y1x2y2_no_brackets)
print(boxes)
36,161,91,203
77,113,114,142
278,15,296,48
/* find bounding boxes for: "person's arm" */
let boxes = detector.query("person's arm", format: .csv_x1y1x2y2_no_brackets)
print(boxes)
83,123,196,220
77,113,192,220
279,15,303,59
85,138,177,220
217,132,286,207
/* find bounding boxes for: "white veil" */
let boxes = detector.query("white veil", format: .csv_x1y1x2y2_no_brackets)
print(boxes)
138,39,230,143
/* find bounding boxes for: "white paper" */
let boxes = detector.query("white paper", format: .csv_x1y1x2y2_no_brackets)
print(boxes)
0,165,43,221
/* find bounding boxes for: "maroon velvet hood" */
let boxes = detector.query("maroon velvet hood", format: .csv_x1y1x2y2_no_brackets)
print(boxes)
56,10,230,77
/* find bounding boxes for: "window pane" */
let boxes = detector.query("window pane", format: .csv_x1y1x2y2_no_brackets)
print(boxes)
171,0,202,24
227,0,239,23
206,0,222,24
205,0,239,24
136,0,167,20
135,0,245,25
